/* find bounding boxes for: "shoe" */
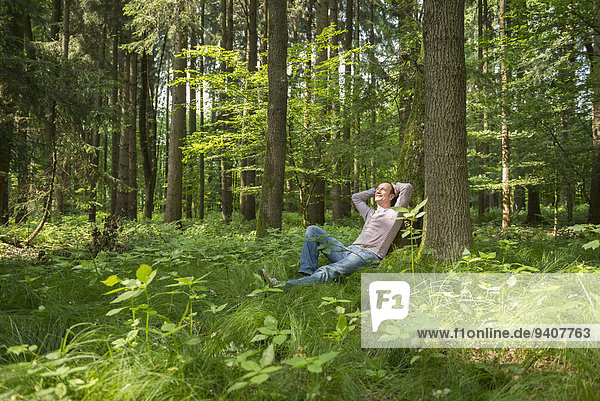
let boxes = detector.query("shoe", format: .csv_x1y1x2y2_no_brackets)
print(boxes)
258,269,279,287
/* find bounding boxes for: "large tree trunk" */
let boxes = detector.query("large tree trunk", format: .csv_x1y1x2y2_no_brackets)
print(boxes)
421,0,471,261
257,0,288,236
240,0,258,221
165,31,187,224
306,0,328,225
591,5,600,224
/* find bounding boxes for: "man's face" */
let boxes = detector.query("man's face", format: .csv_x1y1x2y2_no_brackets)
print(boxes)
375,182,395,206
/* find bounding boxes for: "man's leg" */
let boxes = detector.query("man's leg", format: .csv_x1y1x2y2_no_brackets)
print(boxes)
289,246,380,288
298,225,349,275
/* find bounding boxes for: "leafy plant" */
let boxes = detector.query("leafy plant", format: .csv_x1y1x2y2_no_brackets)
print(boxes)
101,264,158,345
283,351,339,373
251,315,292,345
395,198,427,272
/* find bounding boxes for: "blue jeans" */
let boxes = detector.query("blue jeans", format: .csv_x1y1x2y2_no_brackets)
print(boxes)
281,226,380,289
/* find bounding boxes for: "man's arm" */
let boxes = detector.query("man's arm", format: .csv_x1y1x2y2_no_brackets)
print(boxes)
352,188,375,220
393,183,413,208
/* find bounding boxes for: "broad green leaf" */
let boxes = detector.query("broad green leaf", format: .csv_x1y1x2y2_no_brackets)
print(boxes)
136,264,153,284
101,275,121,287
227,382,248,392
251,334,268,342
283,357,307,367
258,327,277,335
106,307,126,316
54,382,67,397
250,373,270,384
260,344,275,367
260,366,281,373
161,322,177,332
126,329,139,341
111,288,143,304
336,314,347,332
315,351,339,364
307,364,323,373
241,360,260,372
583,240,600,250
272,334,287,345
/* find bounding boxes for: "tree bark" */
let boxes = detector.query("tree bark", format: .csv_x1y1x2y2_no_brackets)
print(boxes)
128,53,138,220
340,0,353,217
198,0,206,220
421,0,471,260
257,0,288,236
241,0,258,221
165,31,187,224
331,0,343,221
306,0,328,225
116,50,131,217
187,32,197,219
140,53,156,219
110,20,119,216
525,185,542,224
500,0,511,228
591,4,600,223
220,0,234,224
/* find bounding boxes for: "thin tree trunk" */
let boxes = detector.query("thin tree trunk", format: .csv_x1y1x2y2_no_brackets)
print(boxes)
110,21,119,216
116,50,130,217
421,0,471,261
220,0,234,224
187,32,197,219
128,53,138,220
241,0,258,221
331,0,343,221
500,0,511,228
340,0,353,217
140,53,156,219
591,4,600,223
165,30,187,224
198,0,206,220
55,0,70,213
306,0,328,225
257,0,288,236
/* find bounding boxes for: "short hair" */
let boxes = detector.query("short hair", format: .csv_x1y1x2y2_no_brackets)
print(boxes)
381,181,398,206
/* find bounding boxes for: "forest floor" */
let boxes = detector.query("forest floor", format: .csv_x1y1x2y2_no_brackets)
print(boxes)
1,207,599,400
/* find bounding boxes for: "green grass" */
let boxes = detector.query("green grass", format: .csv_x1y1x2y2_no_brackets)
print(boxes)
0,211,599,400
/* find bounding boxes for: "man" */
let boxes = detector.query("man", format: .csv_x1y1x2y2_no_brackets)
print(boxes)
259,181,413,289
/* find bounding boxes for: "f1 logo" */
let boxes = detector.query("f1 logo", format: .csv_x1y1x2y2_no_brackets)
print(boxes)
369,281,410,332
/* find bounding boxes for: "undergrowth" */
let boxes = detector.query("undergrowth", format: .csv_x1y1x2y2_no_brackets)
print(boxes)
0,210,599,400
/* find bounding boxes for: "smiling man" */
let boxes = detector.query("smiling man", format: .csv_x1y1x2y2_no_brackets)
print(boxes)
259,182,413,289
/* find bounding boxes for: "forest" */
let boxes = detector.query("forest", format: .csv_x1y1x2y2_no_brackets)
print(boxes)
1,0,600,399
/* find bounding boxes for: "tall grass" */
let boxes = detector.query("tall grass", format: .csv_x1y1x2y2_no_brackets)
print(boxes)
0,212,599,400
